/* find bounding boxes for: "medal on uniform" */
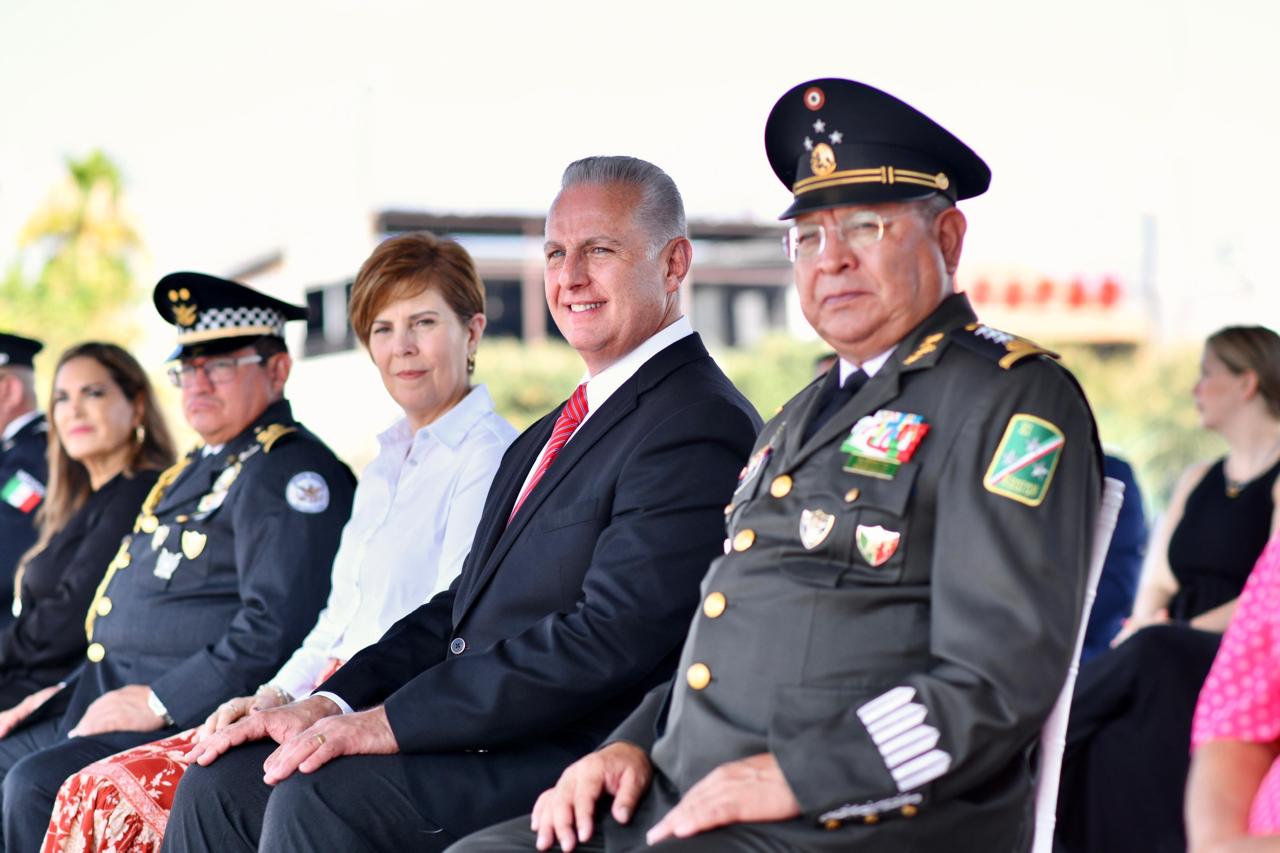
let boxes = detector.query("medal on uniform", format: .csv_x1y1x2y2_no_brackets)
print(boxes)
151,524,169,552
735,427,781,497
154,548,182,581
799,508,835,550
856,524,901,567
841,410,929,479
181,530,207,560
197,462,241,516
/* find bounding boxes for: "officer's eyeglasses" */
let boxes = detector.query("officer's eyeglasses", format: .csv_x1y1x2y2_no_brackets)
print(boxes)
782,211,909,262
167,355,263,388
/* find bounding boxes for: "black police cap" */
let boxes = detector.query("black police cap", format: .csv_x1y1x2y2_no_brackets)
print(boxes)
0,333,43,369
765,78,991,219
153,272,308,361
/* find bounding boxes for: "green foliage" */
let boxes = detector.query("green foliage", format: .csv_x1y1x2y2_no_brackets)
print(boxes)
475,333,1214,516
0,150,143,369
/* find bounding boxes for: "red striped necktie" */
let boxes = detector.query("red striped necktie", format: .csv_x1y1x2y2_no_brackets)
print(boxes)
508,383,589,524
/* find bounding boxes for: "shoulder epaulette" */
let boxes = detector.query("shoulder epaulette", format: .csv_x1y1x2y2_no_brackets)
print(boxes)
949,322,1059,370
255,423,298,453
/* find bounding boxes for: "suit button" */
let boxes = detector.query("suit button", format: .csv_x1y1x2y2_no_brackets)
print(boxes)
770,475,792,498
901,804,918,818
449,638,466,655
686,663,711,690
863,814,880,825
703,592,727,619
823,819,842,831
86,643,105,662
844,487,860,503
732,529,756,551
96,597,112,617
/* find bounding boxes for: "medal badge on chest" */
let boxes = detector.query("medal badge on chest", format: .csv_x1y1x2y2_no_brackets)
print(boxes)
154,548,182,581
799,508,836,550
841,410,930,479
735,425,782,497
856,524,901,567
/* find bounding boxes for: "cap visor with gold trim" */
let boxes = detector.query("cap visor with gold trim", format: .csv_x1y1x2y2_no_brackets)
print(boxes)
154,272,308,360
765,78,991,219
0,332,43,368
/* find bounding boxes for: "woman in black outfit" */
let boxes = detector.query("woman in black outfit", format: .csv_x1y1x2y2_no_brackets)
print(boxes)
0,342,174,717
1057,325,1280,853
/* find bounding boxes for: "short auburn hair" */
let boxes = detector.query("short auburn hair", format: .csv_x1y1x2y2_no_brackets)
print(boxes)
348,232,486,349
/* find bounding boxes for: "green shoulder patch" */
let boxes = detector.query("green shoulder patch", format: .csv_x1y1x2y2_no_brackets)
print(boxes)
983,414,1065,507
951,323,1058,369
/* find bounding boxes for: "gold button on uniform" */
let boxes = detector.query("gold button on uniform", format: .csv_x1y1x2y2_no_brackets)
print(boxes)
703,592,727,619
686,662,711,690
732,529,756,551
901,804,918,818
723,503,734,516
96,597,112,617
86,643,105,662
770,475,793,498
823,819,842,831
844,487,861,503
863,814,880,825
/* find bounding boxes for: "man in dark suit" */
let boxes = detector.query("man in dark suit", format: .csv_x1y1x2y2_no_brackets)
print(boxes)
453,78,1102,853
0,276,354,852
162,156,761,853
0,333,48,627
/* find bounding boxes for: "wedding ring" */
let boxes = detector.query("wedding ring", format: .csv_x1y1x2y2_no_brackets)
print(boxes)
314,733,326,747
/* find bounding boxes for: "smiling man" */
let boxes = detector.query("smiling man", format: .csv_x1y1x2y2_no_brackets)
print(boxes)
161,157,760,853
452,78,1104,853
0,274,354,852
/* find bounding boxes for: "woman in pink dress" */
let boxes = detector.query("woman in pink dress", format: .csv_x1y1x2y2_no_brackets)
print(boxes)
1188,532,1280,851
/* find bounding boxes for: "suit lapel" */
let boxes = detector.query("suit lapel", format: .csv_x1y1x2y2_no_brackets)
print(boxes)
454,333,707,623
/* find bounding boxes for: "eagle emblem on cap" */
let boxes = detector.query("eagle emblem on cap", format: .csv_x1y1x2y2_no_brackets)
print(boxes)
810,143,837,177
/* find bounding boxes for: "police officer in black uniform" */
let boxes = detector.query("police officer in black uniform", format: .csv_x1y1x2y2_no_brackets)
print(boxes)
0,274,355,852
452,78,1103,853
0,333,47,628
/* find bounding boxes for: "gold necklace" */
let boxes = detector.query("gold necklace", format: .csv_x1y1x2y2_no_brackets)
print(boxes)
1225,435,1280,498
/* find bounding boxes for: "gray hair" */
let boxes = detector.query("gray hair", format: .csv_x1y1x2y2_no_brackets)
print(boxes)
914,192,955,222
558,156,687,254
0,366,36,406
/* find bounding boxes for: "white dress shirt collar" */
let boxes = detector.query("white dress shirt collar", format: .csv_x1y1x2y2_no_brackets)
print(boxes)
839,346,897,385
378,384,499,452
580,316,694,416
2,410,41,442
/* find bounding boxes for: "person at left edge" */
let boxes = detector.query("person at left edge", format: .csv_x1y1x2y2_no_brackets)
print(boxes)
0,332,48,628
0,273,355,853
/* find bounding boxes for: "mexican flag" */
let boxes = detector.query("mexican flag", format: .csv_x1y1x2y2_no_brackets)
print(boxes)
1,470,44,513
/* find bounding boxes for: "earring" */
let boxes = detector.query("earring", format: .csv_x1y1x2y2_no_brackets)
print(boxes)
134,425,145,446
466,353,476,375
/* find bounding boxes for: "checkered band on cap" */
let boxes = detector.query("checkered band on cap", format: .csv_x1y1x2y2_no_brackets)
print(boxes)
177,306,285,344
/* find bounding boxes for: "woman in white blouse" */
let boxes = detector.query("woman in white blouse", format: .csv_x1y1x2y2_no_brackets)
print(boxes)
42,233,518,853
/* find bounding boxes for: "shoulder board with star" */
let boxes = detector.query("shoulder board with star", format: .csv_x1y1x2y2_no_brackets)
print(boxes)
255,423,298,453
949,323,1059,370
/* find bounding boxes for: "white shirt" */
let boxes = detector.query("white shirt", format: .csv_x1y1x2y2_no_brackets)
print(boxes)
838,347,897,385
1,410,41,442
514,316,694,500
273,384,516,699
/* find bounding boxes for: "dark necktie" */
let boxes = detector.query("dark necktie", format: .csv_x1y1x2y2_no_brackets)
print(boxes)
803,369,868,444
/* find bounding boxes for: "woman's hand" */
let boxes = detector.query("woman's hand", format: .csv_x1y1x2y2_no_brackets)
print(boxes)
195,686,290,742
1111,608,1170,647
0,683,64,739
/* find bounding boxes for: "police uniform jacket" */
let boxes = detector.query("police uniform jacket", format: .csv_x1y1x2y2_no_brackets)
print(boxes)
0,414,48,625
611,293,1102,852
56,399,354,733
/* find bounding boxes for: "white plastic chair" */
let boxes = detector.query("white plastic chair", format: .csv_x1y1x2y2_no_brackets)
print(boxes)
1030,475,1127,853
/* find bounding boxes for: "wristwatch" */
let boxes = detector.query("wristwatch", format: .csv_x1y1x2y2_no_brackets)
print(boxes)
146,688,175,726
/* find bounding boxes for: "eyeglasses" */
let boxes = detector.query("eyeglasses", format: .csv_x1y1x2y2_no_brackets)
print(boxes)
167,355,263,388
782,211,909,262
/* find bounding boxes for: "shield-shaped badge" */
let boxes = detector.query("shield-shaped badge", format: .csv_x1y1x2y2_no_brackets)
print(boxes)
181,530,207,560
153,548,182,581
799,508,836,550
856,524,901,567
151,524,169,552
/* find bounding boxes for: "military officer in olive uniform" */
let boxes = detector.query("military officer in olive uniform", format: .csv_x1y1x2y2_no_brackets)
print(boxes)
452,79,1103,853
0,274,354,852
0,333,48,627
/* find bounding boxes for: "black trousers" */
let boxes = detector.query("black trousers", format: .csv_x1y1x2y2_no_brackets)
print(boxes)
0,718,163,853
1056,623,1222,853
162,739,573,853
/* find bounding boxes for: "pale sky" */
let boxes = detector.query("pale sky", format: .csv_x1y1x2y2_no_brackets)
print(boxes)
2,0,1277,340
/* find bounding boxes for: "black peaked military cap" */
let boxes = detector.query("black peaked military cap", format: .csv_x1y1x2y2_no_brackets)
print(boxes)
765,78,991,219
154,272,308,360
0,333,43,369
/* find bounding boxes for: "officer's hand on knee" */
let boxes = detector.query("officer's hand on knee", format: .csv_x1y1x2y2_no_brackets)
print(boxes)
531,741,652,852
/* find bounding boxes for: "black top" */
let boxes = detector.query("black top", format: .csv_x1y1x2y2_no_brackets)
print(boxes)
1168,457,1280,621
0,469,158,681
